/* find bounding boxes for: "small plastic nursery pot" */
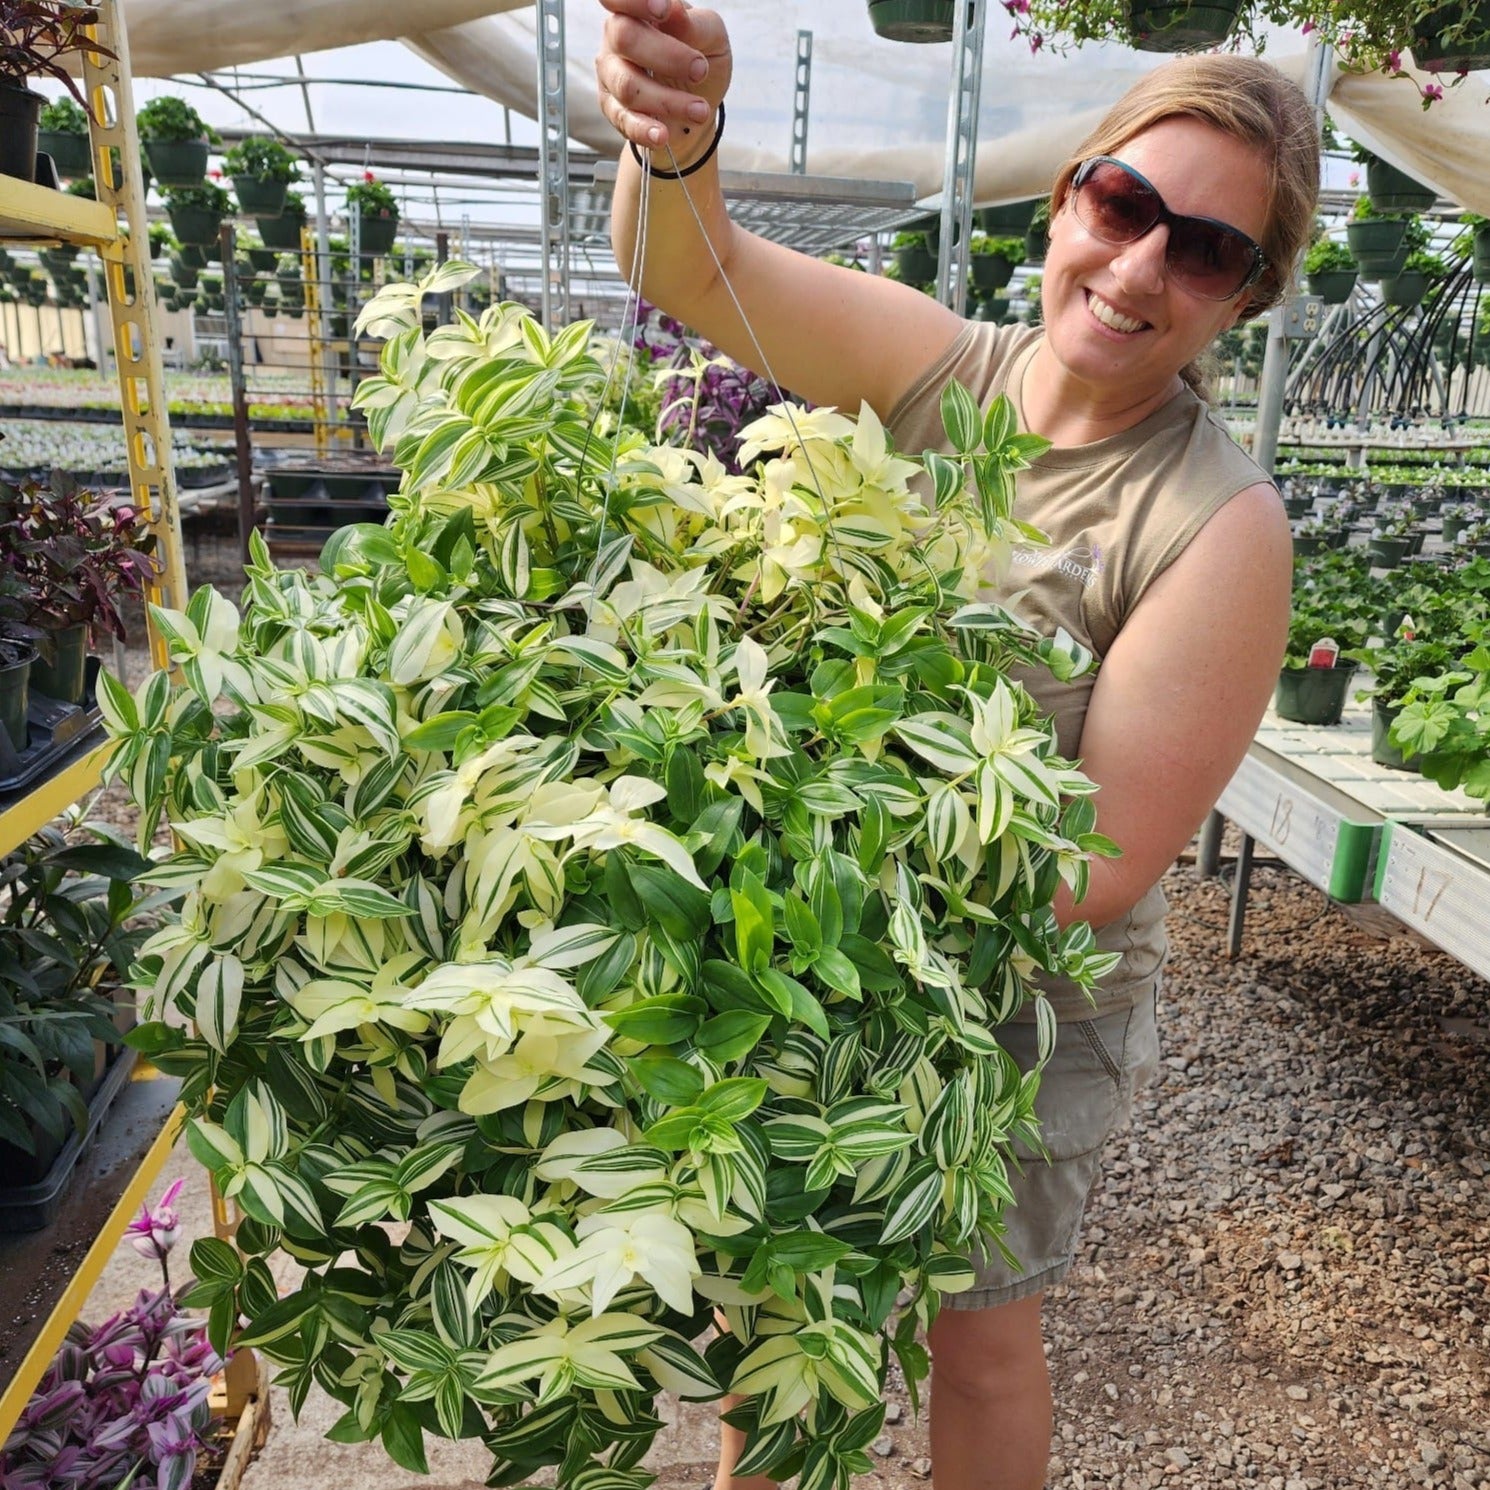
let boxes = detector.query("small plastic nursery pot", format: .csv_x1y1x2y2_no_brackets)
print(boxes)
1292,535,1328,558
0,83,44,184
1367,536,1411,567
1124,0,1242,51
1372,701,1418,772
30,623,88,705
0,646,35,754
1275,663,1357,727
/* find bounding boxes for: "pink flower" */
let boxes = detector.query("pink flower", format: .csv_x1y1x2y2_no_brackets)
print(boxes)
1301,19,1314,34
1030,31,1043,51
363,170,376,183
126,1178,184,1261
1421,82,1444,106
1387,49,1401,70
209,168,221,180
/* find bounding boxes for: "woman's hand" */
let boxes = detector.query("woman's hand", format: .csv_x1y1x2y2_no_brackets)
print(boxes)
595,0,732,158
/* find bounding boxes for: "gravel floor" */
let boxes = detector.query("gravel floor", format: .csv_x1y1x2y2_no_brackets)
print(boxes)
76,537,1490,1489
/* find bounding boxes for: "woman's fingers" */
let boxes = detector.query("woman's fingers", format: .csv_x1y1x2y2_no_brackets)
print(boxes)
595,0,732,150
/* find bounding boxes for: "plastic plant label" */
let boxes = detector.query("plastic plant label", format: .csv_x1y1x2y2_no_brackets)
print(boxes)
1307,637,1340,669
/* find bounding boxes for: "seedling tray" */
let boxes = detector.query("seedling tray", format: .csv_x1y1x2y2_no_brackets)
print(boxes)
0,657,105,793
0,1047,138,1233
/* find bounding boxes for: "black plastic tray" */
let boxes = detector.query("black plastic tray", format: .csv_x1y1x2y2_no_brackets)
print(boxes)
0,1047,139,1233
0,656,105,793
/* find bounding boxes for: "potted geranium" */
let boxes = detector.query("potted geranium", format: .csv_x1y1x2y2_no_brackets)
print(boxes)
0,0,110,184
1304,237,1358,304
345,172,399,256
1389,626,1490,799
0,476,159,705
1369,499,1417,566
256,186,306,252
36,93,89,178
162,179,232,248
221,134,300,220
1275,604,1368,726
135,94,217,189
106,263,1119,1486
1442,499,1476,543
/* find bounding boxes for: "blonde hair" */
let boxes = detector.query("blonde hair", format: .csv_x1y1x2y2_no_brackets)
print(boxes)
1050,55,1320,397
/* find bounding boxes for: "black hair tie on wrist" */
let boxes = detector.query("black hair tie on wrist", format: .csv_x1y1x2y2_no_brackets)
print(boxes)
628,100,725,180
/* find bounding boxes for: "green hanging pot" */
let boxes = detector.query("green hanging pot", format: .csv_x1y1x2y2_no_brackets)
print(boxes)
893,244,937,283
867,0,954,43
357,211,399,256
970,251,1019,293
38,129,91,178
977,200,1037,235
232,175,288,219
1380,270,1428,307
1472,223,1490,283
1366,159,1436,214
1124,0,1242,51
143,137,209,189
247,247,279,273
167,203,225,248
1345,218,1408,263
1412,1,1490,69
1306,269,1357,304
256,210,306,252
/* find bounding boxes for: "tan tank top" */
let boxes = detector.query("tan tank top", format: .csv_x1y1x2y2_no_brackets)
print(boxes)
886,322,1269,1020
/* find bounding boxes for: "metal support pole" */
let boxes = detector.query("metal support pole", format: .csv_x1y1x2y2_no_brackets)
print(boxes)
219,228,255,564
935,0,986,316
790,30,812,176
311,160,335,457
535,0,571,331
1197,809,1225,879
1226,832,1255,959
1251,38,1332,474
83,259,108,371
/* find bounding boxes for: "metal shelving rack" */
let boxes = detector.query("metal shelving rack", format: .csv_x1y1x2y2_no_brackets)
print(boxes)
0,0,187,1442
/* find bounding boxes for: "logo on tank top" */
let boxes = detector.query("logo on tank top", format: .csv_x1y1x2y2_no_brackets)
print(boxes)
1010,539,1105,590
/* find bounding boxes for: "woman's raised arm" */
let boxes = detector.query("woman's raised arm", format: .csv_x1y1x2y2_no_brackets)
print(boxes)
596,0,963,419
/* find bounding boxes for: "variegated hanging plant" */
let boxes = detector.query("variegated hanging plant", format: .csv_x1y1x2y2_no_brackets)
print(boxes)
105,261,1120,1490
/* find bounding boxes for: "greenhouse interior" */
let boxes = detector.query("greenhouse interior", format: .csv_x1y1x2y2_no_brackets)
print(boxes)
1,1,1489,1488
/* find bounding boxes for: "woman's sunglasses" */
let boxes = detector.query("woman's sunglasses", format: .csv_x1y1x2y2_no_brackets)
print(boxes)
1070,156,1268,303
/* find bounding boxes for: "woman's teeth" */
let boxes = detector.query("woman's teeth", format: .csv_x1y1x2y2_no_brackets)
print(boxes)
1087,292,1146,334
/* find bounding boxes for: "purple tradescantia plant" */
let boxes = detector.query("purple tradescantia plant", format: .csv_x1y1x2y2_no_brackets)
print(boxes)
0,1184,223,1490
632,302,784,473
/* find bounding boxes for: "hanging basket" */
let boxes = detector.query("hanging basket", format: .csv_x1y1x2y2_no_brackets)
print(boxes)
970,252,1019,293
168,257,200,288
1380,270,1428,308
1124,0,1242,51
1366,159,1436,214
37,129,90,179
1472,223,1490,283
256,211,306,252
1274,664,1356,728
356,211,399,256
232,175,288,219
143,137,209,189
977,200,1037,235
168,203,225,248
1024,220,1049,265
1412,1,1490,71
1345,218,1408,263
893,243,937,283
246,247,278,273
1306,269,1357,304
867,0,955,42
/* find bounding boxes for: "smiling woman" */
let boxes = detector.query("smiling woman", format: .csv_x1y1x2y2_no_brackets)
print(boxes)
597,6,1319,1487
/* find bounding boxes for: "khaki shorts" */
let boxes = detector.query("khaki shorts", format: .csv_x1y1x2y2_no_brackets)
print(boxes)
942,981,1162,1311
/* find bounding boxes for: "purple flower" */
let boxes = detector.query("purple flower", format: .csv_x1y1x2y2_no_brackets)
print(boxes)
126,1179,184,1262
